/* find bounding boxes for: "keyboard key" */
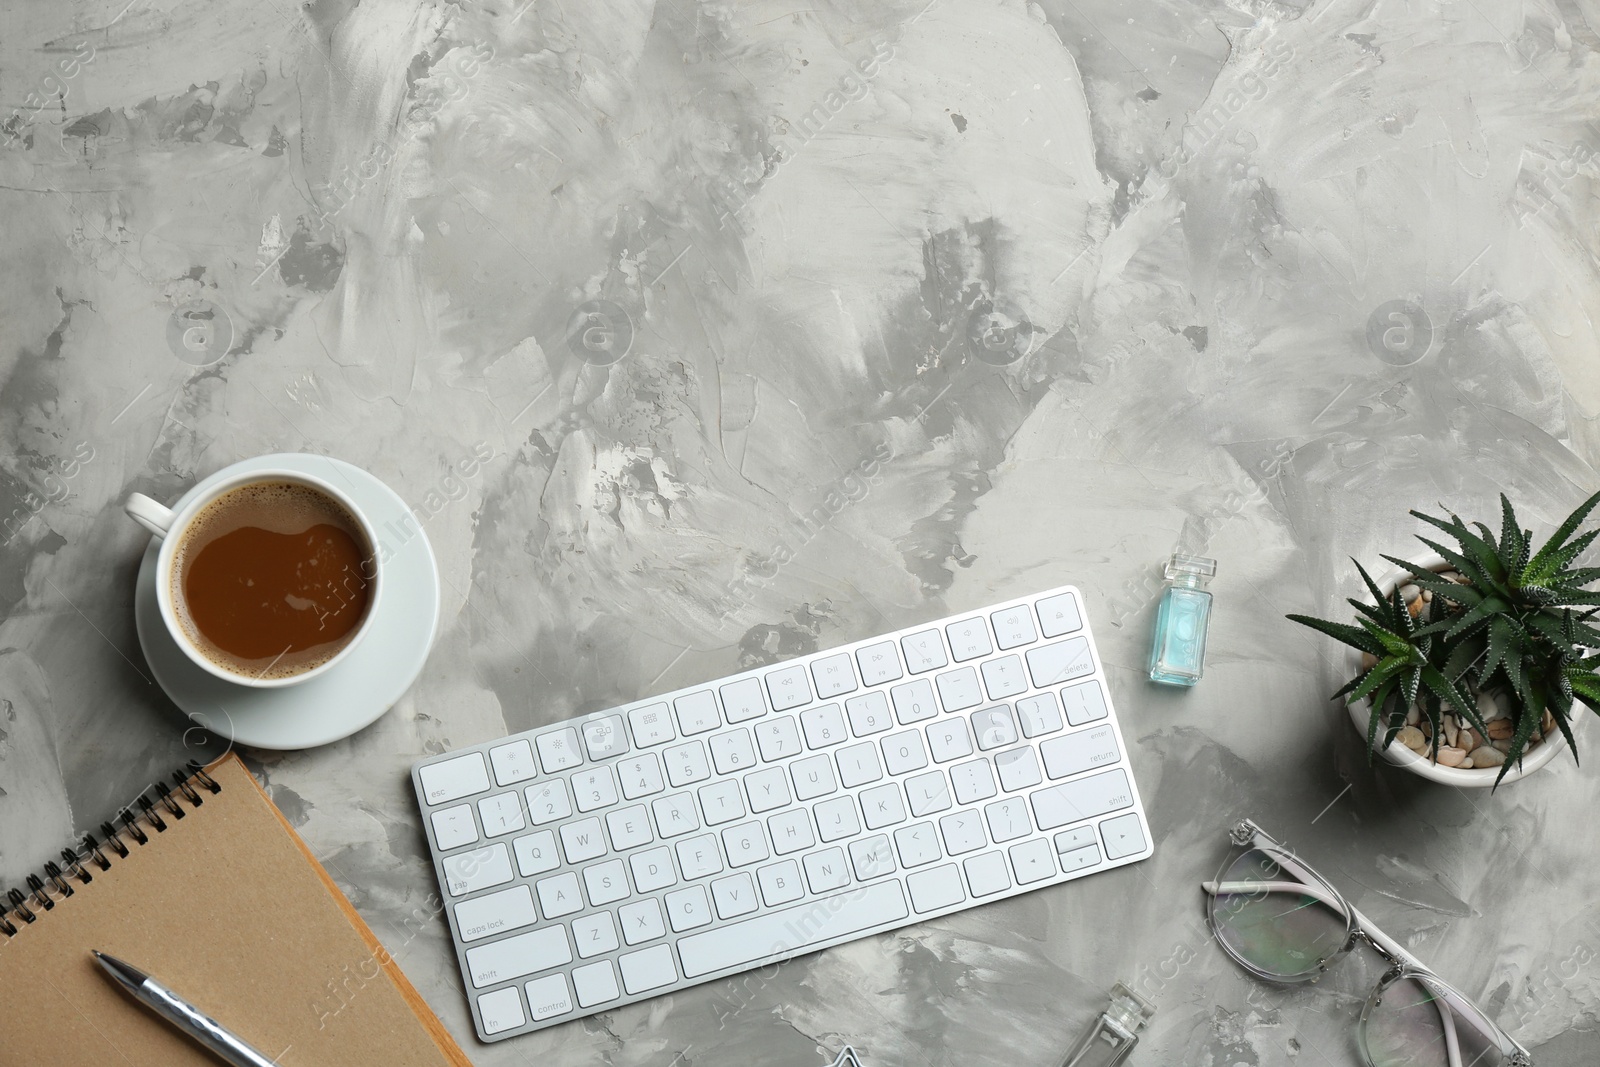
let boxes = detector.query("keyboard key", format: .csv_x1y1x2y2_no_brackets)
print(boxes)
1025,637,1094,688
893,822,941,867
890,679,939,724
525,779,572,825
1036,592,1082,637
559,817,607,863
755,717,802,761
859,783,907,829
711,871,759,918
950,759,997,804
710,729,757,774
845,691,893,735
983,798,1031,843
990,606,1038,650
572,766,619,813
618,897,666,944
535,728,582,773
907,864,966,912
1101,812,1148,860
489,740,538,787
836,742,884,788
766,664,812,711
802,847,851,892
882,730,929,774
850,834,896,879
939,810,986,855
768,808,816,853
945,617,993,661
905,770,952,816
630,846,677,892
757,859,805,905
571,960,619,1008
431,804,478,850
444,843,513,896
790,753,838,801
665,884,712,931
1029,768,1134,830
584,858,630,906
582,715,628,760
856,641,903,685
676,834,724,879
1060,843,1102,873
605,804,654,850
619,944,678,994
628,703,676,747
746,766,792,812
970,706,1018,751
926,718,973,763
616,754,665,799
995,748,1043,792
1009,838,1055,884
664,741,712,787
651,792,700,837
698,779,745,824
455,884,537,942
800,703,848,748
420,753,490,806
477,792,526,838
980,656,1027,700
678,882,908,978
1016,692,1064,738
901,630,948,673
814,796,861,842
1054,825,1096,853
478,986,526,1034
721,821,770,867
963,851,1011,897
1060,679,1109,726
525,973,573,1021
935,667,983,712
466,924,571,988
674,690,721,735
811,653,858,698
720,678,768,723
536,871,583,918
1040,724,1120,780
513,830,559,877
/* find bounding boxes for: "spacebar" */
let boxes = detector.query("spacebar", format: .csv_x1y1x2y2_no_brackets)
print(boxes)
677,881,909,978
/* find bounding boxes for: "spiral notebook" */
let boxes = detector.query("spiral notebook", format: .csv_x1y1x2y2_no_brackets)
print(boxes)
0,753,471,1067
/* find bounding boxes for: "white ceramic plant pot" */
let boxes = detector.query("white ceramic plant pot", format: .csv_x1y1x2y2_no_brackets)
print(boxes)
1344,553,1571,787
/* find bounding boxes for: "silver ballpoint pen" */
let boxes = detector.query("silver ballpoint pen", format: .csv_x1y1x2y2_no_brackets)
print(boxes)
92,950,282,1067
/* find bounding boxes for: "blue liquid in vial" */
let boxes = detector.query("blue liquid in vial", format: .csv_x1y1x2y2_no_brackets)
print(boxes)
1149,585,1212,686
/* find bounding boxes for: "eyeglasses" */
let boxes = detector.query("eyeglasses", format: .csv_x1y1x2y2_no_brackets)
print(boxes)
1201,820,1531,1067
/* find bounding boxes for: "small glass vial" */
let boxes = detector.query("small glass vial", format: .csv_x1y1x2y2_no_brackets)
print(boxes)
1058,982,1156,1067
1148,553,1217,686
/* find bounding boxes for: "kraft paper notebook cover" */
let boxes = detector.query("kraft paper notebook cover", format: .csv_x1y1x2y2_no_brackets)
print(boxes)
0,753,472,1067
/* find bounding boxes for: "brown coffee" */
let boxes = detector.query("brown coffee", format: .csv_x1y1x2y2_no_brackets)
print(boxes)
171,481,374,680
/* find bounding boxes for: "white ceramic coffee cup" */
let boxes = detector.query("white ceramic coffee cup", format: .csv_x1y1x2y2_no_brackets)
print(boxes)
124,467,383,688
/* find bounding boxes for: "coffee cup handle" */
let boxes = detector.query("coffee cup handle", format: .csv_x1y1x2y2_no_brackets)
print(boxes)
124,492,175,539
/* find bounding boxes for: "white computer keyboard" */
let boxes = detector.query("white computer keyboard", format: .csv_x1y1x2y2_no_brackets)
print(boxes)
412,584,1154,1042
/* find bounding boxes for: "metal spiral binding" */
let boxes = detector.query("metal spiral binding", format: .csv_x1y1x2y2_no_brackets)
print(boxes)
0,761,225,938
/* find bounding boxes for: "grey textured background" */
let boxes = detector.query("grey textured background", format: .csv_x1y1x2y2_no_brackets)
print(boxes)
3,0,1599,1063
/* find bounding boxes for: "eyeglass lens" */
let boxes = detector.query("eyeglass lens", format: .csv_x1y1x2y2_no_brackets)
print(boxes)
1208,847,1352,982
1359,971,1507,1067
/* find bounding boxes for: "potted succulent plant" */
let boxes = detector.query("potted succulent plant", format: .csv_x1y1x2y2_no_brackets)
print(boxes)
1288,491,1600,786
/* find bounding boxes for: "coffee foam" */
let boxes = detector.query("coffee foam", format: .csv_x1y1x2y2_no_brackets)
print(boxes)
170,481,373,680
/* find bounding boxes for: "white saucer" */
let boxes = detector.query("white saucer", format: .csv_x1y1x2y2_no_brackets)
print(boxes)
134,453,440,750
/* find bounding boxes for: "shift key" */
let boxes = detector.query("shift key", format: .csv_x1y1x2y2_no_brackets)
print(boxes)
1030,768,1134,830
